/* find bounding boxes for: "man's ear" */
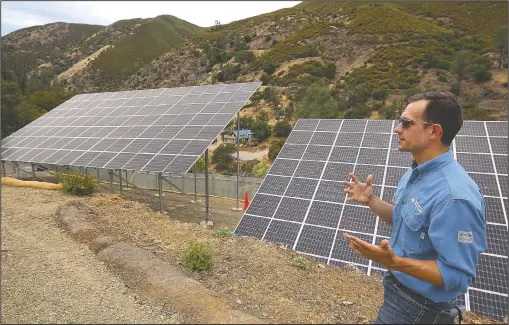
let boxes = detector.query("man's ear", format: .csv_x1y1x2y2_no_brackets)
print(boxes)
430,124,442,139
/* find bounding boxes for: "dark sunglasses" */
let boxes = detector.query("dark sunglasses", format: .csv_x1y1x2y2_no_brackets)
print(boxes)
399,117,434,129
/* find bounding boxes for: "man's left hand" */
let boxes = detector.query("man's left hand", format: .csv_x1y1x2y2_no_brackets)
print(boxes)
343,233,399,269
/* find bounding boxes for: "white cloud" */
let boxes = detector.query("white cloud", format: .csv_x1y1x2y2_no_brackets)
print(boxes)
1,1,301,35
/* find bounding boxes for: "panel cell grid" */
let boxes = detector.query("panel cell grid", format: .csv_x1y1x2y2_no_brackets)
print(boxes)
258,175,292,195
455,136,490,153
302,145,332,161
361,133,391,148
273,197,310,223
285,178,319,199
268,159,299,177
331,232,373,266
456,153,495,173
305,201,342,228
263,220,301,246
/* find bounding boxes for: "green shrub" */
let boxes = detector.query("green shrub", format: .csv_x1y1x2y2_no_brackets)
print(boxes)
438,75,448,82
60,171,97,196
292,255,311,270
183,242,213,271
252,162,271,178
214,228,233,238
275,120,292,137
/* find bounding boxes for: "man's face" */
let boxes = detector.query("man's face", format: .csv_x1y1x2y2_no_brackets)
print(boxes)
394,100,433,153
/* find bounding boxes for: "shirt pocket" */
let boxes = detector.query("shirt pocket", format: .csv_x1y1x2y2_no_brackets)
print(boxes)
401,197,428,255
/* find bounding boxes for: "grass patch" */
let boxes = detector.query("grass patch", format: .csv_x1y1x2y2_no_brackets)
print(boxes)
214,228,233,238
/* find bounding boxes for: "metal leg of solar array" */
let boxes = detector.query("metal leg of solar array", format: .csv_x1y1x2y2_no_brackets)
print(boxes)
31,163,35,181
205,149,210,223
1,161,6,177
125,170,129,190
96,168,100,185
109,169,114,193
118,170,123,195
232,111,242,211
56,166,60,183
158,173,163,214
16,162,20,179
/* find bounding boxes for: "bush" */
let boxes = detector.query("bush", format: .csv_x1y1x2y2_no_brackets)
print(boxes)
450,82,461,96
214,228,233,238
183,242,213,271
268,138,286,161
275,120,292,137
292,256,311,270
60,171,97,196
252,162,270,178
438,75,448,82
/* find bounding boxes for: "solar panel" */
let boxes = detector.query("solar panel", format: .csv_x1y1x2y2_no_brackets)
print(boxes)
234,119,508,320
1,82,261,174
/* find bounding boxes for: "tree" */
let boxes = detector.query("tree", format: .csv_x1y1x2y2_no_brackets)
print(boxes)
372,88,389,104
494,26,508,69
212,143,236,164
252,119,271,141
275,120,292,137
262,87,280,108
252,162,270,178
268,138,286,161
379,100,405,119
296,83,340,119
192,154,207,173
450,50,473,95
1,81,25,137
343,103,372,119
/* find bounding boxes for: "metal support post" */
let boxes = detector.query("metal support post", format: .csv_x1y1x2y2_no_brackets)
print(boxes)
109,169,114,193
16,162,20,179
31,163,36,181
205,149,210,221
158,173,163,214
119,170,123,195
1,161,6,177
96,168,100,185
232,111,243,211
194,165,197,201
236,111,240,209
85,168,88,177
56,166,60,183
125,170,129,189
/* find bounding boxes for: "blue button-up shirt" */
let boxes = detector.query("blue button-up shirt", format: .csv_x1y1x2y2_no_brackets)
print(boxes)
390,148,487,303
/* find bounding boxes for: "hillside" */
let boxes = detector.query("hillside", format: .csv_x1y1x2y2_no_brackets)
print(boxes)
1,2,507,160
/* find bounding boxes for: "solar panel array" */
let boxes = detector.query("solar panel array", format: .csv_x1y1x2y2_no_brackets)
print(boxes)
1,82,261,174
234,119,508,320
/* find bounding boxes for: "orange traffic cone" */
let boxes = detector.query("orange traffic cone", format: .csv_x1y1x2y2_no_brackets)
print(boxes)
243,192,249,210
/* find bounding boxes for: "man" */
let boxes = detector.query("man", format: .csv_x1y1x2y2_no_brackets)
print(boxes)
343,92,487,324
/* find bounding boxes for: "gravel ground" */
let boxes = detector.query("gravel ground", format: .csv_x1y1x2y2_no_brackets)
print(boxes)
1,186,174,324
1,185,505,324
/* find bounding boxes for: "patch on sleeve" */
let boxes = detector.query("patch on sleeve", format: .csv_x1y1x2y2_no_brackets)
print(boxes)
458,231,473,243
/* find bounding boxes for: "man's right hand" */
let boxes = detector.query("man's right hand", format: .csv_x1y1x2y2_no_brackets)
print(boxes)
343,172,374,205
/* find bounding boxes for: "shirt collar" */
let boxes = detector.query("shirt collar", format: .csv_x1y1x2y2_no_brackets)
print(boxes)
411,148,453,176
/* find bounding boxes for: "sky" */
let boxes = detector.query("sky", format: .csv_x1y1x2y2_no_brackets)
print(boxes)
1,1,301,36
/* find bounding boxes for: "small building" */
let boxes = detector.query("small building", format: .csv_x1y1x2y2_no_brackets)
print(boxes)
223,129,254,144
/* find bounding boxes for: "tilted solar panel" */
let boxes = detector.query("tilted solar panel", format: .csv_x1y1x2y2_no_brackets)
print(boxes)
1,82,261,175
234,119,508,320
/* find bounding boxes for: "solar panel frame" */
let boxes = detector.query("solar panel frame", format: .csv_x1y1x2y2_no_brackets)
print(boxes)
1,82,261,176
235,119,509,321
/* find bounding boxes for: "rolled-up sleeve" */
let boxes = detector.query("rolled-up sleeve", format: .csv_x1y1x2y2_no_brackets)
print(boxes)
429,198,487,292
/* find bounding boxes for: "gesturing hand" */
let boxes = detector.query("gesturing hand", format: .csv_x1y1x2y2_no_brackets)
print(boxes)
343,172,374,205
343,233,399,269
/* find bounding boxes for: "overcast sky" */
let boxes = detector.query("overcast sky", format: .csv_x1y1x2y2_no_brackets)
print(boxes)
1,1,301,36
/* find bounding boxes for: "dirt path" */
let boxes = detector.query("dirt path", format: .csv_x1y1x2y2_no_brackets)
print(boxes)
0,187,173,324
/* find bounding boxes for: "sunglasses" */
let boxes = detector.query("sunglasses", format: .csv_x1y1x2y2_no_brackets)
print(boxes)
399,117,434,129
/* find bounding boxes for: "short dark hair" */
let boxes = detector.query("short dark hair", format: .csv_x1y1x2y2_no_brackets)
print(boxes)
407,92,463,145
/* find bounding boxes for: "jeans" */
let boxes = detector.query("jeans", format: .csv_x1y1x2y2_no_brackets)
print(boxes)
374,273,459,324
